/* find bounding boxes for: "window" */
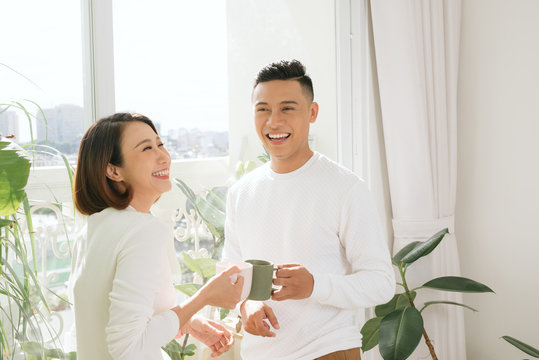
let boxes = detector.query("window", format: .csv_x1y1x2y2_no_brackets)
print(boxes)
112,0,229,159
0,0,84,166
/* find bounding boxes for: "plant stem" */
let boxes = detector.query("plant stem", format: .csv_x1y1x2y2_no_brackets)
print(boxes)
422,329,438,360
180,333,190,360
399,264,439,360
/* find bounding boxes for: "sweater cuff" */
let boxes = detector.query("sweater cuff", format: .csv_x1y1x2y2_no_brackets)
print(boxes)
165,309,181,339
310,272,331,303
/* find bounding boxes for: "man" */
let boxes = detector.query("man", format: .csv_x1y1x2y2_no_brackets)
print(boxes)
223,60,395,360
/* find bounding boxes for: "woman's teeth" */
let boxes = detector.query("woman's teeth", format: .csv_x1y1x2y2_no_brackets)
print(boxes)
152,170,169,176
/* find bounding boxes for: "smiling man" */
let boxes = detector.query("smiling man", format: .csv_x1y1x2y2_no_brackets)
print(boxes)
223,60,395,360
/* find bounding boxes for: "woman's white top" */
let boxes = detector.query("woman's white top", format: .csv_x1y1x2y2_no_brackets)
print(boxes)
69,207,179,360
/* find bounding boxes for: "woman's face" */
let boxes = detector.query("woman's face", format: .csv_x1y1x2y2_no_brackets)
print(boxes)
112,121,171,212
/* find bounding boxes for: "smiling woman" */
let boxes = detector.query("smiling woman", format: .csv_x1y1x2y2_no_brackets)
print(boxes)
69,113,245,360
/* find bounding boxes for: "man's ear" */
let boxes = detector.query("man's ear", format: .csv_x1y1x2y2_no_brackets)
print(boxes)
309,102,319,124
106,163,124,182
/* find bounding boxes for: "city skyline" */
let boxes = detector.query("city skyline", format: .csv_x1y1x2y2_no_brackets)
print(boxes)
0,103,228,166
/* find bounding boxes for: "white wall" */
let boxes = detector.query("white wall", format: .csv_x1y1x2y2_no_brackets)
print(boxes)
456,0,539,358
226,0,338,166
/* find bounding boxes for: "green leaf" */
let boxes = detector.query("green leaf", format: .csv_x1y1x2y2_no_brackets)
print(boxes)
392,241,422,264
181,252,216,280
184,343,197,356
502,336,539,358
194,194,225,238
174,178,226,240
0,218,13,228
422,301,478,313
379,307,424,360
360,316,382,352
257,146,270,163
375,292,416,317
162,339,182,360
206,186,227,212
175,283,202,297
220,307,230,320
393,228,449,265
182,252,204,278
21,342,76,360
174,178,197,204
0,139,31,216
195,257,217,279
422,276,494,293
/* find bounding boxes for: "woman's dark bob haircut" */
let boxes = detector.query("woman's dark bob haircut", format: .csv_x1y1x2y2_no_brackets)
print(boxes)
73,112,157,216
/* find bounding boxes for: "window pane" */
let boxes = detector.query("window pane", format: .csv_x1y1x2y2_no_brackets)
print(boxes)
112,0,229,159
0,0,84,166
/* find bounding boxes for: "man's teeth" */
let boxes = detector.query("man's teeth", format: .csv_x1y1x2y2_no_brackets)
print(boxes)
268,133,289,139
152,170,169,176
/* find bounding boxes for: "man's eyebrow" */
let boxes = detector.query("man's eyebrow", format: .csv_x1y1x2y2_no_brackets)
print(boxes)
280,100,298,105
255,101,269,106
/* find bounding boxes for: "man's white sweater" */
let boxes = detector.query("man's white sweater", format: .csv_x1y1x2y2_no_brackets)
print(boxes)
224,152,395,360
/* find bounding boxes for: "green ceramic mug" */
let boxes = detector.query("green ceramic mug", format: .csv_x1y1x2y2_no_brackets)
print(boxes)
245,259,278,300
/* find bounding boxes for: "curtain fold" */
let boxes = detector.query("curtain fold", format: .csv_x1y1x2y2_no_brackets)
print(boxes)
370,1,465,358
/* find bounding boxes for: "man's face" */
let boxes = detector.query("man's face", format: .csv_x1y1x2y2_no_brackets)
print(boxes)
252,80,318,172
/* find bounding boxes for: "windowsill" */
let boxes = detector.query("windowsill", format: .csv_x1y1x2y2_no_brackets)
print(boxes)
25,156,233,204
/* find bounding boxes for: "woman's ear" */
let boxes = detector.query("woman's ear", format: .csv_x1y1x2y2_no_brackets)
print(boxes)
106,163,124,182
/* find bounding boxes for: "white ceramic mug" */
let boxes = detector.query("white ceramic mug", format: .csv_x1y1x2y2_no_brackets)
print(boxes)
216,260,253,301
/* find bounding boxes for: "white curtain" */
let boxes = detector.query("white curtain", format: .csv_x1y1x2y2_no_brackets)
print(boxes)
369,1,465,359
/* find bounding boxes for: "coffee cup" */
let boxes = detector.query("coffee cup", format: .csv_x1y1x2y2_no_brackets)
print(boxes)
215,260,253,301
245,259,278,301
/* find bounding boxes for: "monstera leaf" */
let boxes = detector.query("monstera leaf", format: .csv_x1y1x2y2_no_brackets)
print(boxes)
0,139,31,215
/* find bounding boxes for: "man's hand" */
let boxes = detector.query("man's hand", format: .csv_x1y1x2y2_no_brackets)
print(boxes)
240,300,280,337
271,264,314,301
183,315,234,358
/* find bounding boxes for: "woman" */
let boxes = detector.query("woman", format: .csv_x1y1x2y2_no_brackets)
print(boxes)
70,113,243,359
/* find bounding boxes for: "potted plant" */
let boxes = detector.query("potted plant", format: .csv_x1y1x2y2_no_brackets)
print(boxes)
0,136,75,359
360,228,494,360
1,63,75,358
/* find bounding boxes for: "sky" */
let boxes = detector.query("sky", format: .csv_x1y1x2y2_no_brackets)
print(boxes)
1,0,229,142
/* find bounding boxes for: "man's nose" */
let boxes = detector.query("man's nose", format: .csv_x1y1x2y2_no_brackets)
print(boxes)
267,112,283,127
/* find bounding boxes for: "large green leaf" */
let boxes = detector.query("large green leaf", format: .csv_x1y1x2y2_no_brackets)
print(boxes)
360,316,382,352
0,140,31,216
375,292,416,318
195,257,217,279
174,178,226,239
502,336,539,358
392,241,421,264
379,307,424,360
182,252,204,277
194,194,225,238
422,276,494,293
206,186,228,212
175,283,202,297
181,252,217,280
393,228,448,265
174,178,197,203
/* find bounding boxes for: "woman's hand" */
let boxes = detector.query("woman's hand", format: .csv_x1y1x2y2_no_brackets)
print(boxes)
171,267,243,336
184,315,234,357
199,266,244,309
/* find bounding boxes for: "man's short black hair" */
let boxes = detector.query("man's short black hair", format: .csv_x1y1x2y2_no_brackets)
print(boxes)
254,59,314,102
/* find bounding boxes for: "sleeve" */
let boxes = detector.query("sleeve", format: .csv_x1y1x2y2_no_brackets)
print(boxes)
310,180,396,309
222,186,243,262
105,218,179,359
